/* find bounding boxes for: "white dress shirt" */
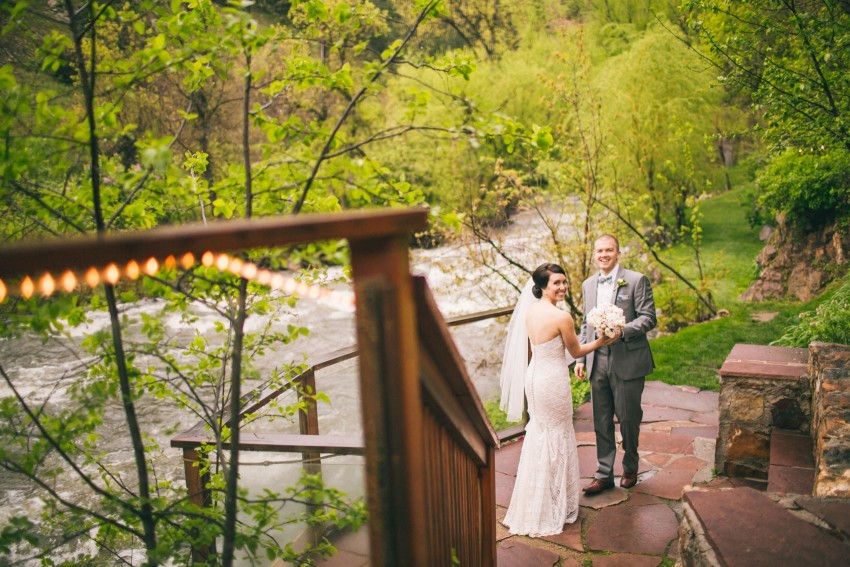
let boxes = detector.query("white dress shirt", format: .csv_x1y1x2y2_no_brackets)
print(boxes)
595,264,619,307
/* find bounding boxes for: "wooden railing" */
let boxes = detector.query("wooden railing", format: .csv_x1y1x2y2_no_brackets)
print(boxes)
0,208,520,566
414,276,500,565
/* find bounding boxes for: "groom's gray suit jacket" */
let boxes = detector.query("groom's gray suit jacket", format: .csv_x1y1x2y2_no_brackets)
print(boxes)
576,266,657,380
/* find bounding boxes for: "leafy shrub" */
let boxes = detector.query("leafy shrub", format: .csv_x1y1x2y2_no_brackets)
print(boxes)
773,276,850,347
756,150,850,230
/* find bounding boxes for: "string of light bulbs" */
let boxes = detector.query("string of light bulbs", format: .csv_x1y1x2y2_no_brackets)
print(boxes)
0,251,355,308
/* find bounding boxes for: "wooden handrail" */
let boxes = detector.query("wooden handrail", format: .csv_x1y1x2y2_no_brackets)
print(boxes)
446,305,513,326
234,346,358,423
171,432,364,455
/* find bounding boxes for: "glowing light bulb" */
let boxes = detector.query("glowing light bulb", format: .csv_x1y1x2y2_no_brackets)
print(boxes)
284,278,297,293
60,271,77,292
215,254,229,271
85,268,100,288
270,273,284,289
297,282,309,296
164,255,176,269
241,263,257,280
201,252,214,267
144,258,159,275
126,260,140,280
228,258,243,275
256,270,271,285
181,253,195,269
308,285,321,299
39,273,56,296
0,279,6,303
21,276,34,298
104,263,120,284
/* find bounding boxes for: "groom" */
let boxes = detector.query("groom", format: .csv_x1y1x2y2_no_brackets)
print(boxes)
575,235,657,494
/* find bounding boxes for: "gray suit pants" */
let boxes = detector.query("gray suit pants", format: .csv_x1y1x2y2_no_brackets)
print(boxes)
591,346,645,480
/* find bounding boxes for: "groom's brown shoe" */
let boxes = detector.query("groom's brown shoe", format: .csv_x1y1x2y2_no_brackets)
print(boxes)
582,478,615,495
620,472,638,489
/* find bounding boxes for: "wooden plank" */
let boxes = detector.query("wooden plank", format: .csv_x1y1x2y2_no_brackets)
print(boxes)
170,433,364,454
446,305,513,326
420,353,488,466
310,344,358,371
0,208,428,278
350,236,429,566
498,424,527,444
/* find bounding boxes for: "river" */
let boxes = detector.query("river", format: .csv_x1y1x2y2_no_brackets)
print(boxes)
0,206,575,564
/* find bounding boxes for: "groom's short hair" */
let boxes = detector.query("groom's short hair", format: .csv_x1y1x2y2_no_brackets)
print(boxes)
595,234,620,251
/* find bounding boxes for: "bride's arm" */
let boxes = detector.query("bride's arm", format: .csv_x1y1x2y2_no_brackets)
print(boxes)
560,314,616,359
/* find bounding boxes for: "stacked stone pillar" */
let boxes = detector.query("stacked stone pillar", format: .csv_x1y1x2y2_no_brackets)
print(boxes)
715,344,810,479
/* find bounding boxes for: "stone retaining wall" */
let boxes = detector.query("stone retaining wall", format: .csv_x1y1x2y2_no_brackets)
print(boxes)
809,342,850,497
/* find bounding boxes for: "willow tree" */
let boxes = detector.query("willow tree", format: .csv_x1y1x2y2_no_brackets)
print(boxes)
438,19,723,324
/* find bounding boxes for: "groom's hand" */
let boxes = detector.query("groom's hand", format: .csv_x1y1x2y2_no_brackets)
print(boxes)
574,363,586,380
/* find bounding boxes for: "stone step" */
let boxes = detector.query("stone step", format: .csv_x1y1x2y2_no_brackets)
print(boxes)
681,487,850,566
768,428,814,495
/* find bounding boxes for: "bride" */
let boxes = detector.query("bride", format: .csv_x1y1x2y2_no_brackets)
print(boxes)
500,263,615,537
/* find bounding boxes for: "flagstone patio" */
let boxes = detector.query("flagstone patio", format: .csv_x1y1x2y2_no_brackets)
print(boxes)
495,380,723,566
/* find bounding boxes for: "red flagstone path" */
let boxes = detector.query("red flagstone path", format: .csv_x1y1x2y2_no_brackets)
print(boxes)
496,380,721,566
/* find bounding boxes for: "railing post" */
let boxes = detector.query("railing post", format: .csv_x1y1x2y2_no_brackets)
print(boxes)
350,235,429,566
297,368,324,547
182,447,215,561
297,368,322,475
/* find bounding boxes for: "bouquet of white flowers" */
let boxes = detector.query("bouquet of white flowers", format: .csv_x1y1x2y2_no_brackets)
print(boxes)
586,304,625,338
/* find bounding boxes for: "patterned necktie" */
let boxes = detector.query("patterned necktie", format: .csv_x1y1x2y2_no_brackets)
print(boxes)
599,275,613,284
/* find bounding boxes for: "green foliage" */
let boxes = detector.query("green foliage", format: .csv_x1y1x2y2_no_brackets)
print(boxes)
484,398,518,431
484,376,590,431
686,0,850,224
570,375,591,408
756,149,850,229
773,276,850,347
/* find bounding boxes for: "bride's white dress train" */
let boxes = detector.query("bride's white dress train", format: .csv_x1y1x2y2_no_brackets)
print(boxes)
502,334,580,537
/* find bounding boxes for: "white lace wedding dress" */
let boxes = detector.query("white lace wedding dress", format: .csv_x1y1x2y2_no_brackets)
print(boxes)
502,334,580,537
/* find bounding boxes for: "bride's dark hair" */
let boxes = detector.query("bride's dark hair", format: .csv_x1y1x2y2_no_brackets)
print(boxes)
531,263,566,299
